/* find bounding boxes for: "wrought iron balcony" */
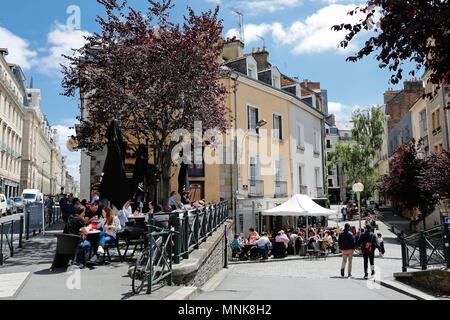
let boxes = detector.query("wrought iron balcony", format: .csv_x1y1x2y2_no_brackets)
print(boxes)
275,180,287,197
248,179,264,198
316,187,325,198
299,185,308,195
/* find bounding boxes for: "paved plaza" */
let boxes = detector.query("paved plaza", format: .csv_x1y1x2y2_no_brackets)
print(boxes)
0,215,430,300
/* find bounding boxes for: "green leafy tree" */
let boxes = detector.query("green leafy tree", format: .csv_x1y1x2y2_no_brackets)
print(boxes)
330,106,386,201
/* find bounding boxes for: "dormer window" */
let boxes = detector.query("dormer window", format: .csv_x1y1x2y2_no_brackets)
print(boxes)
272,75,280,89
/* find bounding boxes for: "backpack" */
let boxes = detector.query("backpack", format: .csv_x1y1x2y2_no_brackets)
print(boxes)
361,234,374,254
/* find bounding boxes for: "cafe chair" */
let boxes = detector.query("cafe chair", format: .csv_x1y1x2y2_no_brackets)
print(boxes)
231,246,242,261
102,238,123,263
122,226,145,260
272,242,286,259
50,233,81,270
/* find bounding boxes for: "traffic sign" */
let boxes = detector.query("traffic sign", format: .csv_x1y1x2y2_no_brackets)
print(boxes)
445,217,450,225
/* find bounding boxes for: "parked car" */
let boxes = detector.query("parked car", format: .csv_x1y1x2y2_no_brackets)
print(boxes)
6,199,17,215
14,197,25,213
0,194,7,217
22,189,43,204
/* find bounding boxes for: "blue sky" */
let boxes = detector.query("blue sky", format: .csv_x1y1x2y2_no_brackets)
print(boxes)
0,0,419,180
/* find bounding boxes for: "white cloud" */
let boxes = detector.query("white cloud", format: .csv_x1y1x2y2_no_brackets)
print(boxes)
0,26,38,70
239,0,303,13
38,22,90,75
226,4,369,55
329,102,361,121
54,124,80,182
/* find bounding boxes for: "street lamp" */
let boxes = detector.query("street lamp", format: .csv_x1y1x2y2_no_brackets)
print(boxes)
352,182,364,230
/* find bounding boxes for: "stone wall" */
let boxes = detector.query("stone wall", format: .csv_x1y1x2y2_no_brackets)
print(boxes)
395,269,450,296
172,220,234,287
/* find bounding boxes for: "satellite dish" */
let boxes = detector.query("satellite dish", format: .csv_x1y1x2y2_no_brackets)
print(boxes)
66,138,78,152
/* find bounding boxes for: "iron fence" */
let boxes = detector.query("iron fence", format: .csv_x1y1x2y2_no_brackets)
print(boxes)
400,225,448,271
148,201,228,265
0,218,23,265
1,203,63,265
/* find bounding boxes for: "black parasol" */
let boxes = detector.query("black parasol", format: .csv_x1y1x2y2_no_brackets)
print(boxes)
131,144,149,202
99,120,131,210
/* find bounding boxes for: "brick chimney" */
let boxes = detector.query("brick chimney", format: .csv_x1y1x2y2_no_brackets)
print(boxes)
252,47,270,71
222,37,244,61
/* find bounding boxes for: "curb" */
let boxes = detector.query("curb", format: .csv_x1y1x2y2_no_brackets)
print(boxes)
164,286,200,300
376,278,438,300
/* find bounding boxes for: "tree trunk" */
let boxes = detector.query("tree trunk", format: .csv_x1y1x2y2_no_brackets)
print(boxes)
158,151,172,207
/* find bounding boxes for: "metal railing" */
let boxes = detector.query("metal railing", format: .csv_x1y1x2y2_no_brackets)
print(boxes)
400,225,449,271
275,180,287,197
249,180,264,197
299,185,308,195
1,203,63,265
317,187,325,197
150,201,229,265
0,218,23,265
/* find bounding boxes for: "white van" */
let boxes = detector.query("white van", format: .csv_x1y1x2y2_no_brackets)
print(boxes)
0,194,6,216
22,189,43,204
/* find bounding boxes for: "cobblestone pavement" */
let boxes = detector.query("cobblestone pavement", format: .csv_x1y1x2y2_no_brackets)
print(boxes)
195,219,413,300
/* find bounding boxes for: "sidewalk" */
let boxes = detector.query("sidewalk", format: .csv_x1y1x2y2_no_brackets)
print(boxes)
0,222,182,300
376,208,412,236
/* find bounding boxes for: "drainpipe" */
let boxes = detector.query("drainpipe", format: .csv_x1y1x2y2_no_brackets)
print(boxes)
442,86,450,149
321,118,326,202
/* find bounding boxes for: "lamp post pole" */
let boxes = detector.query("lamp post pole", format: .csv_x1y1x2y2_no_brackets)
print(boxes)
352,183,364,231
232,74,239,234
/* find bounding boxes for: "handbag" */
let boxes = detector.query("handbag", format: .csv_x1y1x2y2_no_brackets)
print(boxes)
361,234,374,254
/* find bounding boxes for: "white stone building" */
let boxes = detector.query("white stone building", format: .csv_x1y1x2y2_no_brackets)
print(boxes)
0,49,25,198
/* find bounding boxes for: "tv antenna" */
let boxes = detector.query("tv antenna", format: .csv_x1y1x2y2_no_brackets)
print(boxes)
230,8,244,43
256,35,265,48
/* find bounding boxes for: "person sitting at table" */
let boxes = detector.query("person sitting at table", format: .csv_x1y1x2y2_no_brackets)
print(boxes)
63,206,90,268
248,228,259,243
117,201,132,227
85,201,101,224
287,231,297,254
322,231,334,252
256,232,272,260
97,207,122,256
232,234,243,250
275,230,290,248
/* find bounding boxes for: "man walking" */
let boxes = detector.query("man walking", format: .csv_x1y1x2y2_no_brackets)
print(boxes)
338,223,355,277
360,224,382,279
44,195,54,225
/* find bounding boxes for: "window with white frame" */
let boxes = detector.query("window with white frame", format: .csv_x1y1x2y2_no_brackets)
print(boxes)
313,131,320,153
315,168,320,188
273,114,282,140
247,105,260,134
297,124,304,149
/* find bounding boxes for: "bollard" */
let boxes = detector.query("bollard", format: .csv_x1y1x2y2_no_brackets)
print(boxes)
10,220,14,258
224,225,228,269
0,223,4,265
19,216,23,249
26,210,30,240
419,231,427,271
